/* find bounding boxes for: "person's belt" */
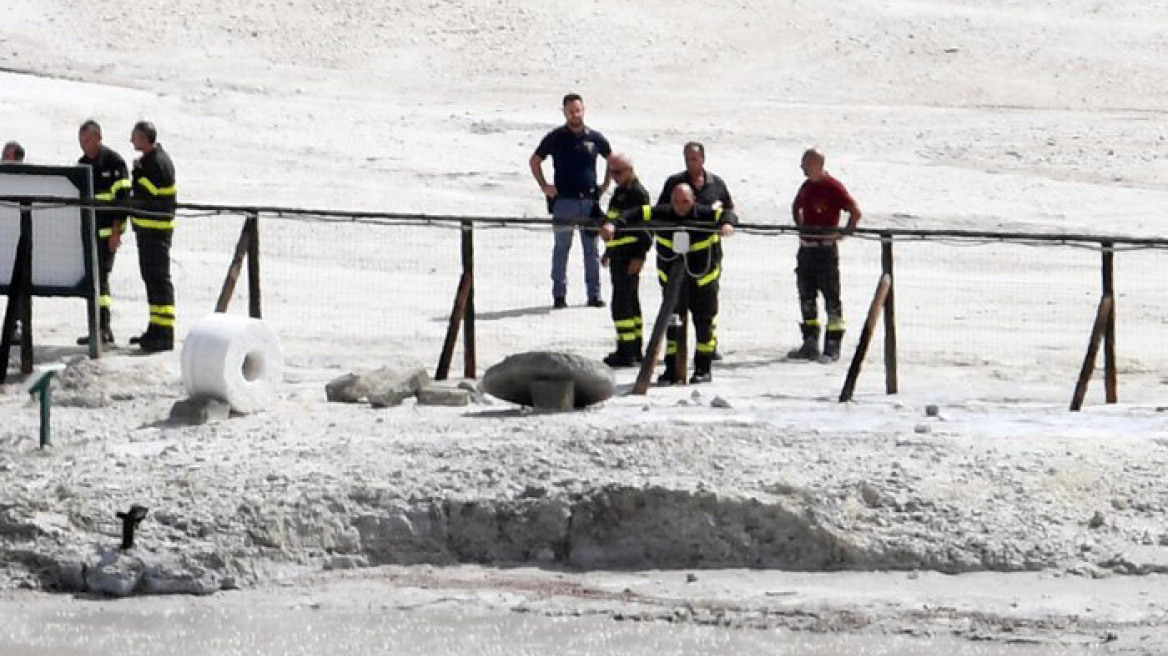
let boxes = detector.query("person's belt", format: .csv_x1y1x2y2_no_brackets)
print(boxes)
800,240,837,248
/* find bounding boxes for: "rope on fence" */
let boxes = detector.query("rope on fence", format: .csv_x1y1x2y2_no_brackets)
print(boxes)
4,195,1168,250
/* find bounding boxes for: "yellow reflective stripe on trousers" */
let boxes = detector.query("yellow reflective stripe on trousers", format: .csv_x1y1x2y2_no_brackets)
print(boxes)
696,263,721,287
606,236,638,248
696,340,717,354
827,318,846,331
614,318,639,329
617,333,638,342
689,234,720,252
131,217,175,230
665,342,678,355
805,318,822,327
149,305,176,326
98,227,113,238
99,295,112,308
137,177,177,196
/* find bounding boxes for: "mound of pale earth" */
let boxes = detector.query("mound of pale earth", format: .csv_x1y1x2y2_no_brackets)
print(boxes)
3,397,1168,595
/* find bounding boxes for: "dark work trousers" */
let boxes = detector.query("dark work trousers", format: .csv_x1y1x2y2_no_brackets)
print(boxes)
608,256,643,346
796,244,842,326
95,232,117,326
661,271,719,373
135,227,175,335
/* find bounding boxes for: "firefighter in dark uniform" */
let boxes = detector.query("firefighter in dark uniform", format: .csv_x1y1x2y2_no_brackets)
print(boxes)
76,120,131,345
127,121,177,352
657,141,734,360
603,183,737,384
600,153,652,367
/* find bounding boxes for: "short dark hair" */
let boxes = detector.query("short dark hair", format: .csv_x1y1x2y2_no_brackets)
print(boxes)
2,140,24,162
562,93,583,107
79,119,103,137
132,120,158,144
683,141,705,157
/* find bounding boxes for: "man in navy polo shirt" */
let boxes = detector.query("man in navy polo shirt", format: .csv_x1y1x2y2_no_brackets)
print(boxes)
529,93,612,309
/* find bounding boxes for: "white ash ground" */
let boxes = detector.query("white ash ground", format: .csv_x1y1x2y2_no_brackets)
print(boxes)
2,355,1167,596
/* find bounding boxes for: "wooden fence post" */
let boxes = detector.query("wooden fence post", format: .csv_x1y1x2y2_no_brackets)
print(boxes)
633,259,687,395
215,216,253,313
880,233,898,395
1070,295,1114,412
461,220,476,379
1101,242,1116,403
246,211,262,319
839,273,892,402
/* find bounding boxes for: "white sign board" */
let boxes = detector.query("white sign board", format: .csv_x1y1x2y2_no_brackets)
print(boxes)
0,164,96,296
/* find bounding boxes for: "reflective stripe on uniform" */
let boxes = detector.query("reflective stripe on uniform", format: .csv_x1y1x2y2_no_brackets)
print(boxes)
99,295,112,308
111,178,132,194
690,234,720,252
642,206,652,221
137,177,177,196
149,304,176,327
665,341,678,355
696,339,717,354
614,318,639,329
95,192,115,201
617,332,638,342
98,227,113,238
827,317,846,331
696,263,721,287
606,236,638,248
131,217,175,230
657,269,668,283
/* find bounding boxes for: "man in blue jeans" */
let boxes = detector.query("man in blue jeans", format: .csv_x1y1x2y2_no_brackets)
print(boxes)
529,93,612,309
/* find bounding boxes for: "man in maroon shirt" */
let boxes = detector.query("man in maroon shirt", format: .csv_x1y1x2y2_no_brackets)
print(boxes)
789,149,862,363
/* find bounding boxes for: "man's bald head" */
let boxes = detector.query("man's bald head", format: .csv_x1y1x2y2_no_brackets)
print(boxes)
671,183,696,215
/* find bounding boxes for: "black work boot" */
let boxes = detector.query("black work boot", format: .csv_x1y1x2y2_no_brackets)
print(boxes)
690,352,714,384
138,326,174,353
633,337,644,363
787,323,821,360
603,341,638,368
129,325,155,346
77,308,115,345
656,354,680,386
820,329,845,364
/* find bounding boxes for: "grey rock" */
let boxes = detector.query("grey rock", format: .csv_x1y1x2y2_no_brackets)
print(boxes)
169,397,232,425
417,386,471,407
710,396,732,409
325,373,368,403
368,366,430,408
925,404,940,417
482,351,614,409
